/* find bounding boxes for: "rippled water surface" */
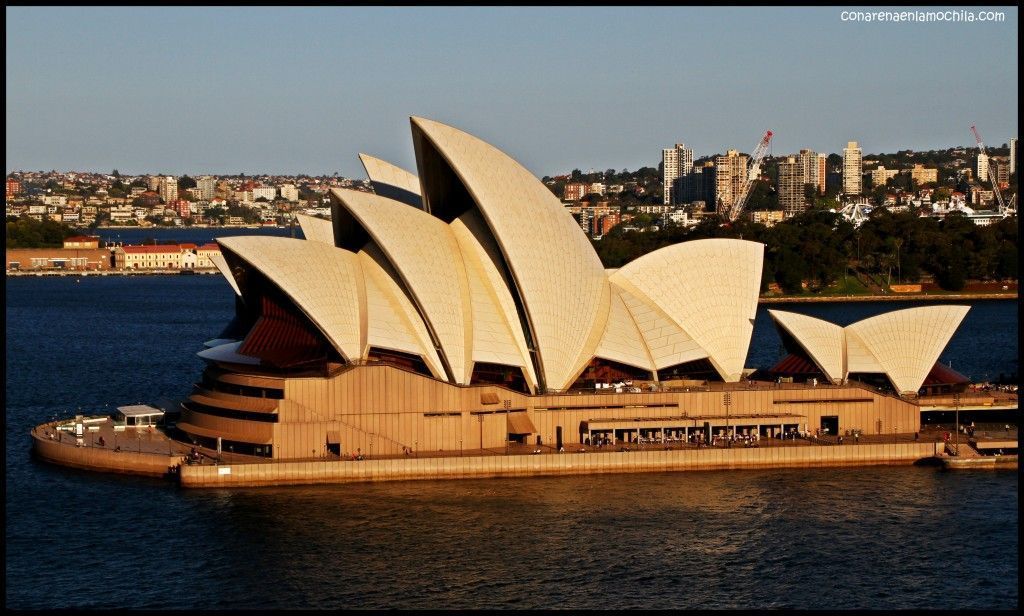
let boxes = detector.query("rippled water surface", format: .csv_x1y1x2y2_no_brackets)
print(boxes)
5,274,1018,609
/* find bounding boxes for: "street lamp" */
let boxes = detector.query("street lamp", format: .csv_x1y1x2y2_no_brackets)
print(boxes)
723,392,732,447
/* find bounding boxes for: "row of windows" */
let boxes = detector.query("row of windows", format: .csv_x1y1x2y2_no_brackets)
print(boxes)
183,432,273,458
184,400,279,423
197,374,284,400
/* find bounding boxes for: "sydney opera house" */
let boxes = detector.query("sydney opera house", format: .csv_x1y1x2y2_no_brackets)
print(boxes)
179,116,970,461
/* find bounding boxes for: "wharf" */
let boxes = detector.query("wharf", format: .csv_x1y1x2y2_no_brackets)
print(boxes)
7,269,219,277
30,415,953,487
759,293,1016,303
940,455,1018,470
30,418,189,477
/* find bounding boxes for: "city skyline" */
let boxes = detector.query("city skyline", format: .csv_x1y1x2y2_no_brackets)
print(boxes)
6,6,1019,178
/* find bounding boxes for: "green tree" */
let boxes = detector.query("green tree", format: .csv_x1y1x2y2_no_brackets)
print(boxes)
6,215,76,248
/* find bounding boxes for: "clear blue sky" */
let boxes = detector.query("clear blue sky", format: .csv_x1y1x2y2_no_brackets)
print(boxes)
5,6,1018,177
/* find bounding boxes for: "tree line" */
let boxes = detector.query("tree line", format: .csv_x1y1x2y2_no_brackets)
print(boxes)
594,210,1017,293
5,215,77,248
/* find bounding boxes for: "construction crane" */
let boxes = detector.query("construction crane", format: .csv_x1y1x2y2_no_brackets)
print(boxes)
726,130,774,222
970,124,1008,213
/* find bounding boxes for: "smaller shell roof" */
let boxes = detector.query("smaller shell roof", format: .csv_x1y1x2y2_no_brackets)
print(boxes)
847,305,970,394
769,304,971,394
218,236,365,363
295,213,335,245
768,310,845,383
611,238,763,382
359,153,423,208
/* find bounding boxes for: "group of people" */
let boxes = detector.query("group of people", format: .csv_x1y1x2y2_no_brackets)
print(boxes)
969,382,1018,393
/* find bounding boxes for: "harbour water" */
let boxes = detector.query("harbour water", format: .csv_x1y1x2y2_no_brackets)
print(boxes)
4,272,1018,609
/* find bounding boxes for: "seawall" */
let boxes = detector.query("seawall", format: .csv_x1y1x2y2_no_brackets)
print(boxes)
759,293,1016,303
179,442,939,488
30,428,185,477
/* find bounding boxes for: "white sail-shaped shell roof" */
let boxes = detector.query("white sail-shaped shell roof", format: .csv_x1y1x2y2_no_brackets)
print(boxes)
610,239,763,382
844,328,883,374
208,250,241,297
295,213,335,245
357,248,445,379
217,236,365,363
331,188,474,385
770,305,970,394
593,285,656,372
451,212,538,392
846,305,969,394
612,280,707,370
610,278,708,368
768,310,845,383
359,153,423,208
204,116,977,399
410,116,609,391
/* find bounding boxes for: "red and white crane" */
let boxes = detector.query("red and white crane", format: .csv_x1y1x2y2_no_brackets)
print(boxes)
970,124,1008,213
727,130,774,222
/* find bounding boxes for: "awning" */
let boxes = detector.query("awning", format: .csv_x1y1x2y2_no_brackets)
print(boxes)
116,404,165,418
176,421,273,445
326,431,341,444
507,412,536,434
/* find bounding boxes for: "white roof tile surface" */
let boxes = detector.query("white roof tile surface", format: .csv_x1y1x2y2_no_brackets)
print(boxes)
451,212,538,391
218,236,365,363
768,310,845,383
295,213,335,245
847,305,969,394
411,116,609,390
611,239,763,381
359,153,423,204
771,305,970,394
331,188,474,384
358,248,445,379
208,250,241,297
593,285,656,372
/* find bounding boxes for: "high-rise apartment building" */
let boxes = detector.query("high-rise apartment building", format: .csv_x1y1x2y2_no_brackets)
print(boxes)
147,176,162,192
816,153,827,194
976,152,989,183
713,149,749,214
842,141,863,195
990,158,1009,189
158,176,178,203
197,176,216,201
1010,137,1017,174
798,149,819,192
777,156,805,217
662,143,693,204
